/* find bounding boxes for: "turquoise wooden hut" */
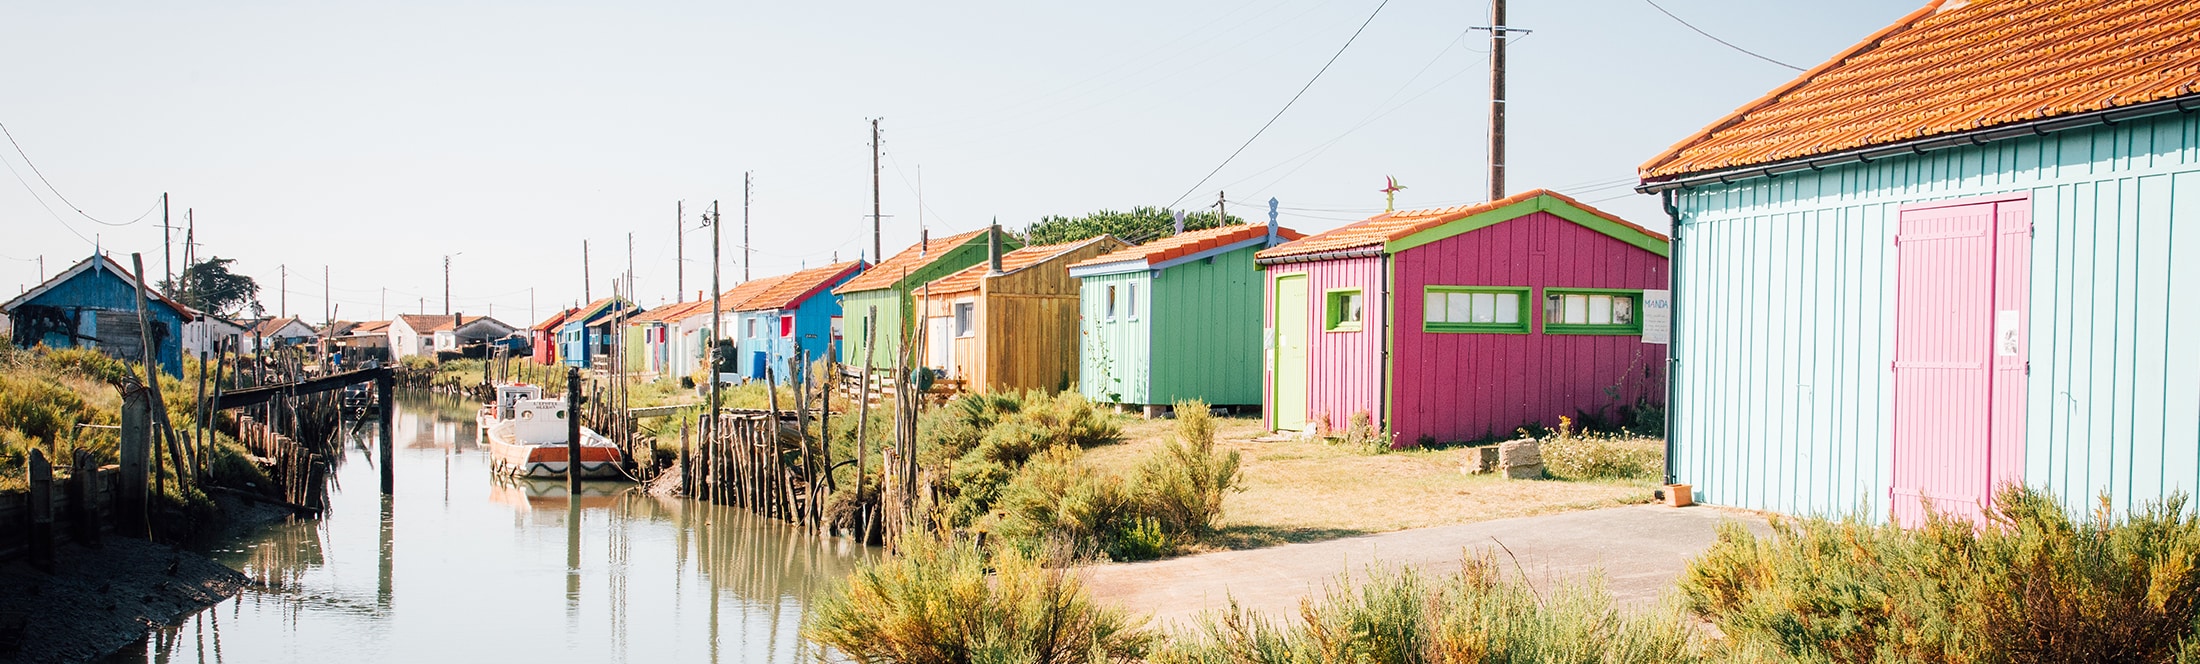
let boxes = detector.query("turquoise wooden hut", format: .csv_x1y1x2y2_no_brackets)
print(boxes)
1637,0,2200,522
1070,221,1303,413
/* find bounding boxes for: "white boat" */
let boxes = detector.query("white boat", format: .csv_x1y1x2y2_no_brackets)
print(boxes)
479,384,626,480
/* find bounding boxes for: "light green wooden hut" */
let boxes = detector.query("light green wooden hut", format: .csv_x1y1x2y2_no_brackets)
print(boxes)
834,229,1018,369
1070,221,1303,412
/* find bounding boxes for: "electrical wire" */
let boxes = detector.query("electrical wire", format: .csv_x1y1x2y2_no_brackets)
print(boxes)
1,148,93,245
0,120,161,226
1166,0,1392,209
1216,27,1477,194
1640,0,1804,71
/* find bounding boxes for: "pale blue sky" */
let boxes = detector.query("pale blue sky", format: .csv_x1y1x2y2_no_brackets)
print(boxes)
3,0,1918,323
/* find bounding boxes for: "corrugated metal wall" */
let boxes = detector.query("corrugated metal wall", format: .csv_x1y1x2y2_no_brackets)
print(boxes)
1672,109,2200,518
1390,211,1666,445
1151,248,1267,407
1078,272,1152,405
1264,256,1383,434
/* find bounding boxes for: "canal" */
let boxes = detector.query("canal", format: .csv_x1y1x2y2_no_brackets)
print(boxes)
108,391,869,663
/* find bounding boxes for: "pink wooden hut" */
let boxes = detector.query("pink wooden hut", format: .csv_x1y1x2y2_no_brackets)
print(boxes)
1255,189,1670,446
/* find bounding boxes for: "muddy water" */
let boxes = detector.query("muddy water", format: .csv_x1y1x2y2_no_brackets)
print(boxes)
109,392,869,663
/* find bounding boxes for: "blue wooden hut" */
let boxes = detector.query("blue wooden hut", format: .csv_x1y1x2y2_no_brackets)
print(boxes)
2,253,196,377
557,297,640,369
1638,0,2200,521
731,260,865,384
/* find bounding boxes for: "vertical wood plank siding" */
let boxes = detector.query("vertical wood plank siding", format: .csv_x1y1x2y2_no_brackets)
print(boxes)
1671,110,2200,518
1390,211,1667,444
1265,257,1383,434
1151,248,1268,406
1078,272,1152,405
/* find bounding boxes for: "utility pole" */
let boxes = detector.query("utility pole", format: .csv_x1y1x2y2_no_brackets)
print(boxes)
183,209,195,270
160,193,172,289
583,239,592,303
324,265,331,326
870,119,882,265
1487,0,1509,200
708,199,722,447
279,264,287,318
675,201,684,300
743,173,752,281
626,232,634,303
381,287,387,320
444,255,453,316
1217,191,1227,227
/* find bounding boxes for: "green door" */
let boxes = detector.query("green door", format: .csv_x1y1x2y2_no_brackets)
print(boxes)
1273,274,1308,431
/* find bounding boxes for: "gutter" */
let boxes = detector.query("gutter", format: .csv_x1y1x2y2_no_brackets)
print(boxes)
1638,93,2200,193
1661,189,1682,485
1254,246,1383,267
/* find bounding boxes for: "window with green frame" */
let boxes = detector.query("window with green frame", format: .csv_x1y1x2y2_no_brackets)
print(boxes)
1422,286,1530,333
1541,288,1643,335
1324,289,1364,332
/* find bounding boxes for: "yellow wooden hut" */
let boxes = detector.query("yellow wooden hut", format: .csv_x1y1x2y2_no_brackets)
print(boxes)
915,230,1129,394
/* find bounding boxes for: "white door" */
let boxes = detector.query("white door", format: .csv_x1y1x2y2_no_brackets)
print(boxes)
927,316,954,376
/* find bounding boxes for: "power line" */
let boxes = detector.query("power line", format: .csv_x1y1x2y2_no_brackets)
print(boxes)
1167,0,1392,208
0,120,160,226
1640,0,1804,71
0,148,92,245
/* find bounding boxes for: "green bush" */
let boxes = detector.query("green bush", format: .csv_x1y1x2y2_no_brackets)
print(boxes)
1132,400,1241,539
992,447,1141,561
1155,554,1709,664
1682,485,2200,664
804,530,1153,664
1537,417,1661,482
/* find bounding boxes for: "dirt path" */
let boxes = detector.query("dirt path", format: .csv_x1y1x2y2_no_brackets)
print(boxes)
1083,504,1770,630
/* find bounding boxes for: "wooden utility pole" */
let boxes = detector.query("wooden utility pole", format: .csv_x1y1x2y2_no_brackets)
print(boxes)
709,200,722,451
1488,0,1508,200
583,240,592,303
675,201,684,300
1217,191,1227,226
870,119,882,264
184,208,194,269
743,173,752,282
161,193,172,289
566,367,583,492
443,255,452,315
280,264,287,318
324,265,332,326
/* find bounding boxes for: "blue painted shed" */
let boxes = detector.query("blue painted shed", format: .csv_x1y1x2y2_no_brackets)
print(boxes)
557,297,640,369
2,253,196,377
1638,0,2200,521
730,260,865,384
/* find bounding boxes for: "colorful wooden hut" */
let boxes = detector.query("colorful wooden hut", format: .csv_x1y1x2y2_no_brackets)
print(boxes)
730,260,866,384
834,229,1019,370
1069,221,1305,413
1638,0,2200,521
530,307,576,365
1256,190,1669,447
2,254,196,377
916,232,1129,393
556,297,641,369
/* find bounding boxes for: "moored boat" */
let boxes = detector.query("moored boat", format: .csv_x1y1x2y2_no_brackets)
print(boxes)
479,384,625,480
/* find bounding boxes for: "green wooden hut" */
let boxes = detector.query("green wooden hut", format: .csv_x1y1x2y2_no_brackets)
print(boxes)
1070,220,1303,413
834,229,1020,369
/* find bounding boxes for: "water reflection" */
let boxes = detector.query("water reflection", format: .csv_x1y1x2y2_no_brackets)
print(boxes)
109,391,869,663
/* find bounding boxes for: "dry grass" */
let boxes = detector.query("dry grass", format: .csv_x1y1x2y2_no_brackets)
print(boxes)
1081,414,1657,551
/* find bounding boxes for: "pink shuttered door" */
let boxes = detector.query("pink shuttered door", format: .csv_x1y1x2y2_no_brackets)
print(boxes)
1891,197,2028,526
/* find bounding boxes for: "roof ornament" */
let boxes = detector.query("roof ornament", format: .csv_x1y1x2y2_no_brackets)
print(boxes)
1268,198,1280,244
1381,176,1407,212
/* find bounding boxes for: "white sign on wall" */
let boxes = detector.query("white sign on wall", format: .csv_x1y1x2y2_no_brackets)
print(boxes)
1641,289,1672,345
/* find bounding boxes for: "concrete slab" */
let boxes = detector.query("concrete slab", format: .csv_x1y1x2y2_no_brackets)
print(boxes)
1082,504,1771,629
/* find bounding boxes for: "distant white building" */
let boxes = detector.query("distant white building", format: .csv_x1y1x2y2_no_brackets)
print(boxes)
246,316,318,352
182,313,246,357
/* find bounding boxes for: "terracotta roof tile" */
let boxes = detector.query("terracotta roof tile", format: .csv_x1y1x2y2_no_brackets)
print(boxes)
531,308,576,332
834,229,993,294
924,237,1122,296
735,261,866,312
1070,224,1308,270
1641,0,2200,180
1255,189,1663,260
718,275,791,312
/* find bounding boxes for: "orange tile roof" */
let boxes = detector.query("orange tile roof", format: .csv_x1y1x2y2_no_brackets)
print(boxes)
531,308,576,332
736,261,866,312
632,299,709,324
354,320,390,333
1070,224,1307,270
1256,189,1664,260
253,316,314,337
718,275,792,312
1641,0,2200,180
835,229,993,294
923,237,1120,296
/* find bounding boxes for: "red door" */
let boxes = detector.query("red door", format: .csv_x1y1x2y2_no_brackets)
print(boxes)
1891,196,2028,526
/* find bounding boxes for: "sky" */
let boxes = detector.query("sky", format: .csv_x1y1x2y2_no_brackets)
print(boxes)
2,0,1921,325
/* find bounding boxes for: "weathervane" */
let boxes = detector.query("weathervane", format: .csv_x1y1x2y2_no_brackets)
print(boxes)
1381,176,1407,212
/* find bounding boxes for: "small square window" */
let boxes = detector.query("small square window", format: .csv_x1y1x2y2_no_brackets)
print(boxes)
954,302,975,337
1325,289,1364,332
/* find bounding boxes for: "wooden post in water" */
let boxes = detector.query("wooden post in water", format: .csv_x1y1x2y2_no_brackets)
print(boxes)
378,372,395,495
68,450,99,545
28,448,54,569
119,390,149,537
566,367,583,492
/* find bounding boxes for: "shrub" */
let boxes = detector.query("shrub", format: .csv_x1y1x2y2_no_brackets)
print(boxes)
1682,485,2200,664
804,530,1153,664
1155,554,1710,664
1338,410,1387,452
992,447,1140,561
1132,400,1241,539
1538,417,1661,482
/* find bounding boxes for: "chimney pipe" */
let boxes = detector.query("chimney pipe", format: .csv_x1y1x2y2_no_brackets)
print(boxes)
987,221,1004,276
920,227,929,257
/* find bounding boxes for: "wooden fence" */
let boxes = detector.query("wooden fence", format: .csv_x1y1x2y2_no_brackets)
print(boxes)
1,451,119,563
234,415,331,514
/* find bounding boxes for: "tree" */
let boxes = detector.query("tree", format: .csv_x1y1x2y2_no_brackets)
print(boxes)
168,257,261,317
1024,206,1244,246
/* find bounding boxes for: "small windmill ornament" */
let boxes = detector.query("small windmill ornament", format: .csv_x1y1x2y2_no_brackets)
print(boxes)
1381,176,1407,212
